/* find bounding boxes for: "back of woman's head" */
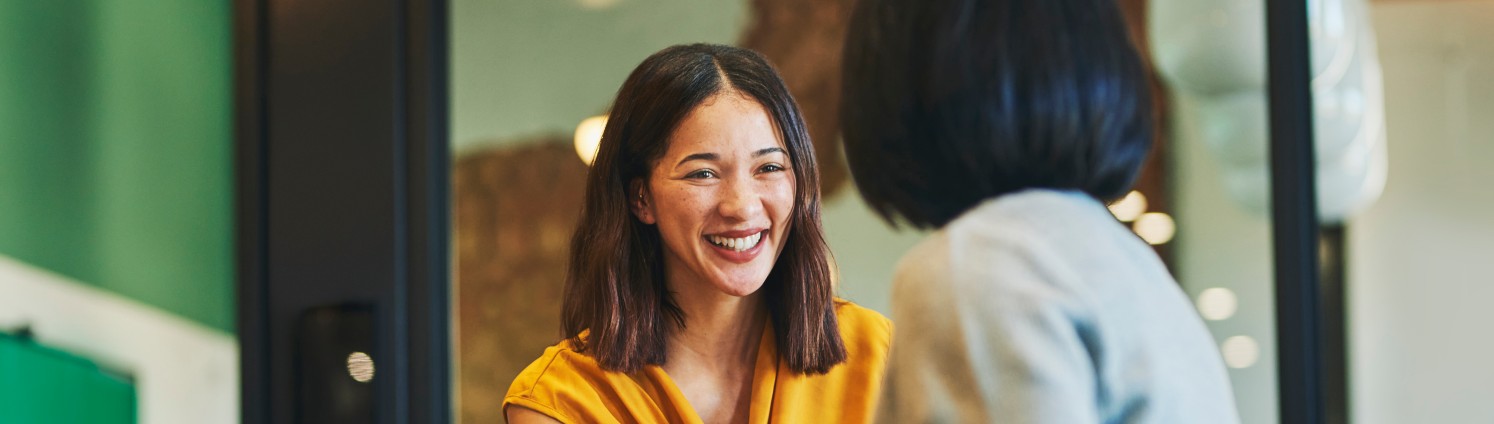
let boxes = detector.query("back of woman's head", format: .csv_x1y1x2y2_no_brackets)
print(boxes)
563,43,844,374
841,0,1152,228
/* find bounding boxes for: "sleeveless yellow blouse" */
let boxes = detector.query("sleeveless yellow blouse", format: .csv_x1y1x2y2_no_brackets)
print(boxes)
503,300,891,423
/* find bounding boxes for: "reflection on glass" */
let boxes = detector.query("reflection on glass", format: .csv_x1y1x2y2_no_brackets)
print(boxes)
347,352,375,383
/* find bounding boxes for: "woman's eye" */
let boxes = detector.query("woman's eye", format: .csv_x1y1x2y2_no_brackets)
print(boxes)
759,163,786,173
686,169,717,179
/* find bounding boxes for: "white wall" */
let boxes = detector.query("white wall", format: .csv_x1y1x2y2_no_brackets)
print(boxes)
1352,2,1494,422
0,256,238,424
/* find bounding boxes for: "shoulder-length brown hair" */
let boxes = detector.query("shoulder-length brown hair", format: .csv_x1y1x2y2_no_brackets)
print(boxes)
562,43,845,374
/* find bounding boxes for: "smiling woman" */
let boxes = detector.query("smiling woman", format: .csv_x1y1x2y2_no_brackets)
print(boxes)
502,43,891,424
637,94,796,299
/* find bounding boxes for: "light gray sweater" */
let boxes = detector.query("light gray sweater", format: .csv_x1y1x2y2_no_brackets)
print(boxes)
875,189,1239,423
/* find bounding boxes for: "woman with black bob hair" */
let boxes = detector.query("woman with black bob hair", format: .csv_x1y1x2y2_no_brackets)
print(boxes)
505,43,891,423
841,0,1239,422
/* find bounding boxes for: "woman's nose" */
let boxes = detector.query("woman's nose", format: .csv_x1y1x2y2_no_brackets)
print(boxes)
717,176,765,221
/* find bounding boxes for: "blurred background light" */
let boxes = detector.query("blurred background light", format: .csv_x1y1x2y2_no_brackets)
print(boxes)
1133,212,1177,245
1108,190,1149,222
577,0,622,11
1196,287,1239,321
573,115,607,166
347,351,375,383
1221,336,1260,369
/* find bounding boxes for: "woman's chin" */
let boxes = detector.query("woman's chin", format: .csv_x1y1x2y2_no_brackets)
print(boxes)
711,277,767,298
699,260,774,297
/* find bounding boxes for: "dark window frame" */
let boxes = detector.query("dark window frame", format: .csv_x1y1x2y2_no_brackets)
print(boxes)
1267,0,1333,423
234,0,449,422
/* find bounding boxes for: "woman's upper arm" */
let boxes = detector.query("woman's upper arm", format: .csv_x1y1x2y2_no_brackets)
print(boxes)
506,404,564,424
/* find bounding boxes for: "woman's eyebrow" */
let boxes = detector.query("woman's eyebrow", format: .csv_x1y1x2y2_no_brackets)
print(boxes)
754,147,785,157
675,148,783,168
676,152,719,167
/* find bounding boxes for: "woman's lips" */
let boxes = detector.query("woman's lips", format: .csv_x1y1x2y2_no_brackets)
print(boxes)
703,229,766,264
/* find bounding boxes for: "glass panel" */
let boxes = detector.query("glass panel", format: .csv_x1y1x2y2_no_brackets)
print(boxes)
1350,1,1494,422
452,0,1290,422
0,1,237,422
1146,0,1281,421
447,2,927,422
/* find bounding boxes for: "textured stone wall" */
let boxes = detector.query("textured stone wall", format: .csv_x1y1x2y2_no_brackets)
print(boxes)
454,140,584,423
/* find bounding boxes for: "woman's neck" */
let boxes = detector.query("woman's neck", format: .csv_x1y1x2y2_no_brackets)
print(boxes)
658,250,769,363
666,278,767,366
661,274,766,423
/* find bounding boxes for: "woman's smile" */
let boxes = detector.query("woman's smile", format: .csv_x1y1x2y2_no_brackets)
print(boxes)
704,229,768,263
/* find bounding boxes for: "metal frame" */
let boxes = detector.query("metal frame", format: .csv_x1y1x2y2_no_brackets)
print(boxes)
235,0,450,422
1321,224,1349,424
1266,0,1327,422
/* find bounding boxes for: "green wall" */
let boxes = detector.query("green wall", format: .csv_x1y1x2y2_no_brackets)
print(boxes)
0,333,136,424
0,0,234,333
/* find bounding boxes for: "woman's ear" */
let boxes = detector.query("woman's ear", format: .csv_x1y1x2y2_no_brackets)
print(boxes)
629,180,656,225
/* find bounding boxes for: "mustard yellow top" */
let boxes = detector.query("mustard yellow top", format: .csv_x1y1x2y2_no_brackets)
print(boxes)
503,299,892,424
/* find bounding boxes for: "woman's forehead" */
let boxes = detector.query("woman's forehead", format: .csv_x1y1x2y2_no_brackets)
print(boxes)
662,94,786,160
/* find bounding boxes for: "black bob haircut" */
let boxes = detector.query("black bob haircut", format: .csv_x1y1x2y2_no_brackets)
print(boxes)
840,0,1153,229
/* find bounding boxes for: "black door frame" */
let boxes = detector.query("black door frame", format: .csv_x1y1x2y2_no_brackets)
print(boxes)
234,0,449,422
234,0,1331,423
1266,0,1332,423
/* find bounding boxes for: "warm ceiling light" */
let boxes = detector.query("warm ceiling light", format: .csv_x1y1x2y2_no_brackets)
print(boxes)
574,115,608,166
1132,212,1176,245
577,0,621,10
1108,190,1149,222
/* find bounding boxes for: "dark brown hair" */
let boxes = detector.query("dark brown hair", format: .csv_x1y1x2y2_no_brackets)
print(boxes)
840,0,1152,228
562,43,846,374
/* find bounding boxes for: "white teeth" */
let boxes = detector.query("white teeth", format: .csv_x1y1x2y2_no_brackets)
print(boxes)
708,232,763,252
